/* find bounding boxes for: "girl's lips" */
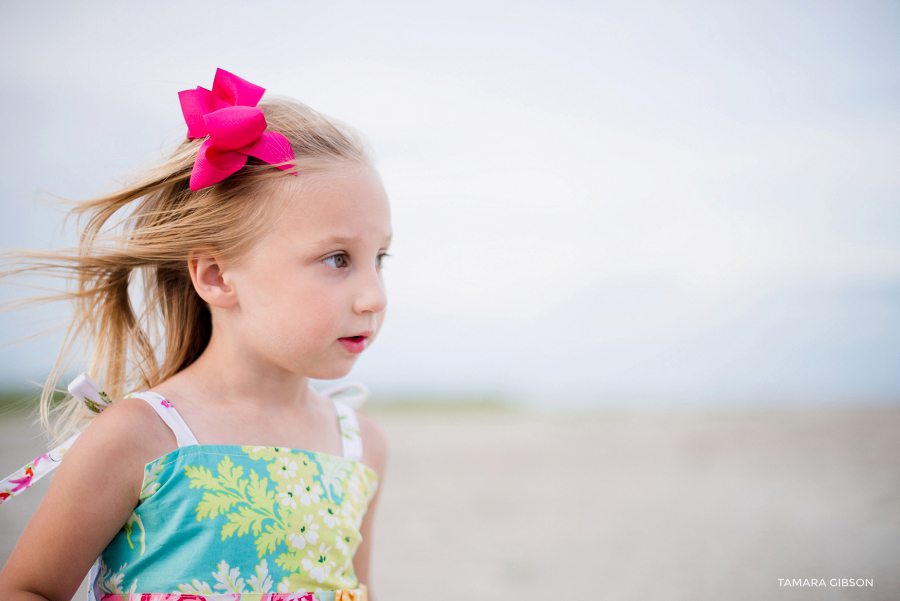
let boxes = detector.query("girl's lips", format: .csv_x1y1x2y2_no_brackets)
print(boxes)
338,335,367,354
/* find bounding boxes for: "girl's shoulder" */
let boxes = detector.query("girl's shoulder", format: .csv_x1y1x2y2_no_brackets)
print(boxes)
71,396,179,473
48,396,180,513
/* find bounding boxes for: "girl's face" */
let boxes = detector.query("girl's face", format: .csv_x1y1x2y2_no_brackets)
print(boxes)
225,163,392,380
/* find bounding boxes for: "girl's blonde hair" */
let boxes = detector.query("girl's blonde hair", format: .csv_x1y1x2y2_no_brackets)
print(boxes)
1,98,368,441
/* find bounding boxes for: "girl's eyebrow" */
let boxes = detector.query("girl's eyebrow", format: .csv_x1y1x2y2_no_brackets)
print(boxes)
311,233,393,246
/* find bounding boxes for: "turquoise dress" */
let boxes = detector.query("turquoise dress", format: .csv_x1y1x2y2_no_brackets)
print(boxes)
92,388,378,601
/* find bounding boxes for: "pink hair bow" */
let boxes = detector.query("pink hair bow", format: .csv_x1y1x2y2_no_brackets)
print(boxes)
179,68,295,191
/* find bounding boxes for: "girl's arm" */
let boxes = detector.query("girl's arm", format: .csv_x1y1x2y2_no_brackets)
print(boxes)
0,399,175,601
352,412,388,600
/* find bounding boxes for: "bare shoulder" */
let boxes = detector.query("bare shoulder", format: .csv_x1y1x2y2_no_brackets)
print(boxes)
356,410,388,475
70,396,178,469
53,396,180,510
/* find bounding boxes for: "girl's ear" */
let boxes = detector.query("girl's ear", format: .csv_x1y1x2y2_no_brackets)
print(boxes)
187,246,237,309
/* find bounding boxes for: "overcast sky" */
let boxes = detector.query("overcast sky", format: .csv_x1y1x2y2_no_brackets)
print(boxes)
1,1,898,408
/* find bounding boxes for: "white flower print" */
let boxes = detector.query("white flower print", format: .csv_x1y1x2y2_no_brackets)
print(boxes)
287,516,319,550
318,507,338,528
302,514,320,544
274,456,298,480
301,558,327,584
297,477,323,506
277,488,298,509
301,543,334,584
334,529,349,555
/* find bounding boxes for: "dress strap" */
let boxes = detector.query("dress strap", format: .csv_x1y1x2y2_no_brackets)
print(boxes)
331,400,363,461
124,392,199,448
319,382,369,462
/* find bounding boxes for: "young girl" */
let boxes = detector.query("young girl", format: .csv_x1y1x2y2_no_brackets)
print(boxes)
0,69,390,601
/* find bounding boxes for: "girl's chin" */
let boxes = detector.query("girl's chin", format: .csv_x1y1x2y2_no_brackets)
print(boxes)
304,360,357,381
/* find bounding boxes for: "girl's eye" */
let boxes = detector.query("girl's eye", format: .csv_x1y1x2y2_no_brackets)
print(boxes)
323,253,349,269
323,252,390,270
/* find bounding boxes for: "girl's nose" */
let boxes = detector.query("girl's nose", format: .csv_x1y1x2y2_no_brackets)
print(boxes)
353,265,387,315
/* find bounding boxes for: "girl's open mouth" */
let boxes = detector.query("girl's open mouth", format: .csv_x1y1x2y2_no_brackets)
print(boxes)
338,336,367,354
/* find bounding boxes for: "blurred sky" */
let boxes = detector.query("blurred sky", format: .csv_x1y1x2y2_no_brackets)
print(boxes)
0,0,898,409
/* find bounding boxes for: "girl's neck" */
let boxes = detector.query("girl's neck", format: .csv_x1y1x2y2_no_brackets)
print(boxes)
160,328,313,411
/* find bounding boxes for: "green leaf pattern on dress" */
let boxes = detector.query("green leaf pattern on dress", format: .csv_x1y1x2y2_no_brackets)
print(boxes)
179,447,377,593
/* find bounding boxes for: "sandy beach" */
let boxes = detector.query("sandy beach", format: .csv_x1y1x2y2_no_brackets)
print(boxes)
2,403,898,600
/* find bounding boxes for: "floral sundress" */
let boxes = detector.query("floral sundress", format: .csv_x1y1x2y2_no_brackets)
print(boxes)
92,389,378,601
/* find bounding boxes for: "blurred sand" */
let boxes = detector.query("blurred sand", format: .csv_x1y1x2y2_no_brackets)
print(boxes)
2,404,898,600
